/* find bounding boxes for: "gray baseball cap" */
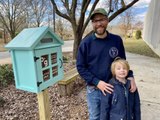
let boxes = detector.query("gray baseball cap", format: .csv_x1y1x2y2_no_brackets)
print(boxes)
90,8,107,20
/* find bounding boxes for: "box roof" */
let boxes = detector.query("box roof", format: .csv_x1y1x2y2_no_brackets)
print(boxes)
5,26,64,50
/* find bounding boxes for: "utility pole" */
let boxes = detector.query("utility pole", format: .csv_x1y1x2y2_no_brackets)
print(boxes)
53,6,55,32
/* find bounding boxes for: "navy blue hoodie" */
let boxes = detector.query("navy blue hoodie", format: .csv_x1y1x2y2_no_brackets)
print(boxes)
76,31,133,86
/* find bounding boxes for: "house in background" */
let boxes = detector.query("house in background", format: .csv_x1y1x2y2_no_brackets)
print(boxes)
143,0,160,57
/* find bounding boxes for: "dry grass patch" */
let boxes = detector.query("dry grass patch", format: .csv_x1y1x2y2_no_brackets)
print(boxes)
123,38,160,58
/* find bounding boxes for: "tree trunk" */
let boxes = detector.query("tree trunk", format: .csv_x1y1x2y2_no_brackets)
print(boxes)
3,29,7,44
73,32,82,60
10,32,16,39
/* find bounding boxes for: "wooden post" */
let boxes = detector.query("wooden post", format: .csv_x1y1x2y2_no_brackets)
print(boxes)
37,89,50,120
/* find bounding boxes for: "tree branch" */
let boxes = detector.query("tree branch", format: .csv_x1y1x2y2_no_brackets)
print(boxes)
71,0,77,21
109,0,139,22
50,0,71,22
108,0,113,16
121,0,126,7
63,0,70,14
77,0,90,32
82,0,99,33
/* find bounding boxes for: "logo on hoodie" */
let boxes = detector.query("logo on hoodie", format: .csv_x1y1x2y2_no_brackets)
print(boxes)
109,47,118,58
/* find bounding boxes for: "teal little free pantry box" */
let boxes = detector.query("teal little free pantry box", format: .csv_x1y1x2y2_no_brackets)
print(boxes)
5,27,64,93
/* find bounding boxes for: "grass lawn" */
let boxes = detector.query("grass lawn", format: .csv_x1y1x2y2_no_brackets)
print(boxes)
123,38,160,58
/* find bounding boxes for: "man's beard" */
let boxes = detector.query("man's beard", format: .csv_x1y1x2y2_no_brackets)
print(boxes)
94,26,107,35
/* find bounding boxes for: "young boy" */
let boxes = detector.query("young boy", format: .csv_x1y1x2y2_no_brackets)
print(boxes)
100,58,141,120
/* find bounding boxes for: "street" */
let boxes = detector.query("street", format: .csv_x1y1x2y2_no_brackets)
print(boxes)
0,40,74,59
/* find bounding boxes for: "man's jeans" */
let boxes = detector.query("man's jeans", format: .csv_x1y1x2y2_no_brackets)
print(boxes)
87,85,101,120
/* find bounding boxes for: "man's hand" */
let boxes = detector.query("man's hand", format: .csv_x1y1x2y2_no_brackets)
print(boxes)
97,80,113,96
128,77,137,92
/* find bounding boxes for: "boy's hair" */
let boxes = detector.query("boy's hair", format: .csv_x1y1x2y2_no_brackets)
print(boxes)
111,57,130,77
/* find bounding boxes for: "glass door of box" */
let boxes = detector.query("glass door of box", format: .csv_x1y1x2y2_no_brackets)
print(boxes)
34,47,63,91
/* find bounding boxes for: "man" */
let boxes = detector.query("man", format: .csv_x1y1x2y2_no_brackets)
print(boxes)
76,8,136,120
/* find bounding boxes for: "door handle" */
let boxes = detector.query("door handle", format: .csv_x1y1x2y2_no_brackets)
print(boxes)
59,58,63,68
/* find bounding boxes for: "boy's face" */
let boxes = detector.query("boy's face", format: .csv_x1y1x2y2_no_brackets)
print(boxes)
114,63,128,80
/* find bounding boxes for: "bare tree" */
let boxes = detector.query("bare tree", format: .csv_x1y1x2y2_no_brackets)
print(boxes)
50,0,99,59
51,0,139,59
0,25,8,43
0,0,27,39
56,18,65,39
134,21,143,30
119,8,135,38
26,0,52,27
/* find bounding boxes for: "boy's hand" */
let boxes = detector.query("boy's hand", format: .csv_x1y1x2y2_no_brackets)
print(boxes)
128,77,137,92
97,80,113,95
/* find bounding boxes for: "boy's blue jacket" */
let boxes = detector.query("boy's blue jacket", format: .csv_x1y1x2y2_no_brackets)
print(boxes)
100,78,141,120
76,32,133,86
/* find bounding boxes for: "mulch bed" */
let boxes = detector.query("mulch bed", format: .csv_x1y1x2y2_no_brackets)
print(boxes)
0,52,89,120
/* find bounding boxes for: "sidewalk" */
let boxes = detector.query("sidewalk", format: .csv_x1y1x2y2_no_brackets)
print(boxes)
0,57,11,65
126,52,160,120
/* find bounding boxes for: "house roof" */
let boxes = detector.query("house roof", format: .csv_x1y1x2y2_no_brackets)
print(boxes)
5,26,64,50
